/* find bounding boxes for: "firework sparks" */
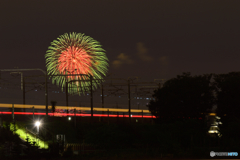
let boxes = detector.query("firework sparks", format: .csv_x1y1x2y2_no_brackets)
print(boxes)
45,32,108,95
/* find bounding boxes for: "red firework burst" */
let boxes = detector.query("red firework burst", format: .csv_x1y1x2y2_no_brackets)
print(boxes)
58,46,92,80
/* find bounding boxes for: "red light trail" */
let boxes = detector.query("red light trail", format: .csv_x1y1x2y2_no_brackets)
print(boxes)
0,112,156,118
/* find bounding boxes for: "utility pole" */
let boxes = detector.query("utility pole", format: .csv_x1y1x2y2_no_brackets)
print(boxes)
128,79,131,123
23,77,25,105
138,103,139,115
12,104,14,121
74,108,76,128
45,72,48,118
9,72,25,104
66,81,68,114
99,84,104,122
116,102,119,123
101,84,104,113
65,70,69,117
0,69,48,117
33,107,35,120
12,104,16,133
90,75,93,122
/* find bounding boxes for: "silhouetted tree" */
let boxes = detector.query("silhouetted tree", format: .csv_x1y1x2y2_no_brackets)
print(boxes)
213,72,240,147
147,72,215,123
213,72,240,120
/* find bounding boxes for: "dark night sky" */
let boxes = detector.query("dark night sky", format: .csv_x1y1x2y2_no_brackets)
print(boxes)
1,0,240,81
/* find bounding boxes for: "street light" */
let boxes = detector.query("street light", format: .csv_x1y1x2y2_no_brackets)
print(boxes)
35,121,41,135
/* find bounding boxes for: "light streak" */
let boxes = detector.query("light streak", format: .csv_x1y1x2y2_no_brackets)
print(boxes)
0,111,156,118
0,103,151,113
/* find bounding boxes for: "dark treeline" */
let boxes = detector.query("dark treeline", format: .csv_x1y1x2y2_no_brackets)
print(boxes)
148,72,240,122
147,72,240,156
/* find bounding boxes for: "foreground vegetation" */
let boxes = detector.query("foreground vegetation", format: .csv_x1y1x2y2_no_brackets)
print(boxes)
45,117,240,159
0,115,239,159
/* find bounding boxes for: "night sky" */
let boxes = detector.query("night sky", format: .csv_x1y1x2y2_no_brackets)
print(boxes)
1,0,240,81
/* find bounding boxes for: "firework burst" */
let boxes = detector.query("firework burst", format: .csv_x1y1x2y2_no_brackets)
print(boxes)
45,32,108,95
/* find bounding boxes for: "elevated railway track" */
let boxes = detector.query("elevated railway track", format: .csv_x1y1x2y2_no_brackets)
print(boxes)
0,103,155,118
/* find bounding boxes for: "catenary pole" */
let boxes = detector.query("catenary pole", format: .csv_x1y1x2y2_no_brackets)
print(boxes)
0,69,48,117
